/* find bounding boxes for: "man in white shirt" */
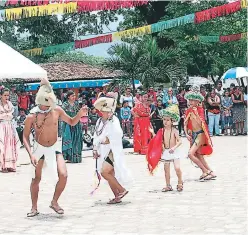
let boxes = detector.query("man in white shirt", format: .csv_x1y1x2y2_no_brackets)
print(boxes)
215,80,224,96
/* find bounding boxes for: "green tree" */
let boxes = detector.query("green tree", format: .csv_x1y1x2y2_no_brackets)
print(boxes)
119,1,247,80
104,37,186,91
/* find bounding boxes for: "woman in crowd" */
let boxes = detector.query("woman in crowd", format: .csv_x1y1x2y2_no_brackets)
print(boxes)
132,93,151,155
231,86,246,135
221,90,233,135
176,87,187,136
62,90,83,163
0,88,20,173
207,89,221,136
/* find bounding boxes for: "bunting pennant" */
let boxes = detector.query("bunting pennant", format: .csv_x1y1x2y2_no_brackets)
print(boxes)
22,48,43,56
220,33,242,42
241,0,247,8
43,42,74,55
0,9,5,21
198,35,220,42
194,1,241,24
241,32,247,38
77,1,148,12
5,0,50,5
151,14,195,33
112,25,151,41
5,2,77,20
75,34,112,49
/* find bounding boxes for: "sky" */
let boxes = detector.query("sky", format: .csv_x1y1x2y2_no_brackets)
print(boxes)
76,15,124,58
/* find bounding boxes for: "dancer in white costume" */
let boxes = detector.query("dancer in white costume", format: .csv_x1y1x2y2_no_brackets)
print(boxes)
23,78,87,217
93,96,131,204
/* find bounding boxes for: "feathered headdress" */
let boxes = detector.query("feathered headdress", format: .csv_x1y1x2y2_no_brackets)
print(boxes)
185,85,204,102
35,77,56,109
159,105,180,122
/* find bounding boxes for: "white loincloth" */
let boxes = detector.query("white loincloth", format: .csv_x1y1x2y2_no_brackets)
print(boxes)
31,142,61,182
161,145,187,161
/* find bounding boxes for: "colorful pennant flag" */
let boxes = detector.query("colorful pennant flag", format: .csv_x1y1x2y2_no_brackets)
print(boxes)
0,9,5,21
75,34,113,49
198,35,220,42
112,25,151,41
43,42,74,55
151,14,195,33
22,48,43,56
194,1,241,24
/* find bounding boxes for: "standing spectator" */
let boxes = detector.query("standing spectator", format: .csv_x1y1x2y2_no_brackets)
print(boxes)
152,100,164,133
176,87,187,136
18,91,30,113
120,101,132,138
120,87,133,108
88,107,99,135
148,87,157,104
62,90,83,163
0,88,20,173
98,84,108,98
231,86,246,135
244,86,247,134
9,86,19,119
156,87,164,102
55,92,63,138
229,83,236,95
133,91,141,105
132,93,151,155
113,86,122,120
163,87,178,108
207,89,221,136
222,90,233,135
16,108,27,146
215,80,224,96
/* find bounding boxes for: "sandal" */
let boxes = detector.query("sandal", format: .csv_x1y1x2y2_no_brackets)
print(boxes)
107,198,122,204
27,209,39,217
117,190,129,199
1,168,8,173
49,205,64,215
7,168,16,172
199,171,211,181
177,183,183,192
162,185,173,192
205,171,217,180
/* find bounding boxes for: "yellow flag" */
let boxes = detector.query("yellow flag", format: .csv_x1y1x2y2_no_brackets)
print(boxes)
5,8,22,20
113,25,151,41
241,0,247,8
22,48,43,57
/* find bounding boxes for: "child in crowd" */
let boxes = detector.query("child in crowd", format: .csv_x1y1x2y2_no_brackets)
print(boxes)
120,100,132,138
222,90,233,135
88,107,99,135
149,105,184,192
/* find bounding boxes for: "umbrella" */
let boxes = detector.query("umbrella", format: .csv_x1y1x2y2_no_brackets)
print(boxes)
221,67,248,80
186,77,214,86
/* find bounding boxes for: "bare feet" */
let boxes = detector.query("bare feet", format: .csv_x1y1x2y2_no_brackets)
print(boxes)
49,201,64,214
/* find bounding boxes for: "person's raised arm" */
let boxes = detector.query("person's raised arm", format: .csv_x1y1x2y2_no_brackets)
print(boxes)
58,106,88,126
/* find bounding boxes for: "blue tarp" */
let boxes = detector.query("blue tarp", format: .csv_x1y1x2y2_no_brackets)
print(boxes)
26,79,141,91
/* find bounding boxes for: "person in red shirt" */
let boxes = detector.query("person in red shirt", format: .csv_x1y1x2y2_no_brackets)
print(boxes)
18,91,30,112
147,87,157,104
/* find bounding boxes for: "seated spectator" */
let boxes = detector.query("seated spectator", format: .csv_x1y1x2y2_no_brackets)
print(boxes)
162,87,178,107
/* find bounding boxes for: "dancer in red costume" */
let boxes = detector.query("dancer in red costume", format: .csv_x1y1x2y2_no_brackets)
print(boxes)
132,93,151,155
184,86,217,181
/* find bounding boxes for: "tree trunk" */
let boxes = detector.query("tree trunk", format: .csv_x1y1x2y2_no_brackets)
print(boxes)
210,75,217,85
132,76,136,96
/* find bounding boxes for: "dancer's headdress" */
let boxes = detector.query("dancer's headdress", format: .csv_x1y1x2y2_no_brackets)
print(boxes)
184,85,204,102
94,96,116,112
35,77,56,108
159,105,180,122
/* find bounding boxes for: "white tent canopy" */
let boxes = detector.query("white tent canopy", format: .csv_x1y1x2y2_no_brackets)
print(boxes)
0,41,47,80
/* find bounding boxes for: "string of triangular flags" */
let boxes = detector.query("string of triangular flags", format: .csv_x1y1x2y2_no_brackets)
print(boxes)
19,0,247,57
0,1,148,20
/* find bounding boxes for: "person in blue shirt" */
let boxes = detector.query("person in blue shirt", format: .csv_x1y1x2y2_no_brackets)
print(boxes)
120,101,132,138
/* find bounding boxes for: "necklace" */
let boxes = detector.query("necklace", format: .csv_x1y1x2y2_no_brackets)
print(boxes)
35,112,49,129
95,118,108,136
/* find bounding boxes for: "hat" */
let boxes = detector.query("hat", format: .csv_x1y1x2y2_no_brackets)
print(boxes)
94,97,116,112
184,85,204,102
159,105,180,122
102,83,110,87
35,77,56,108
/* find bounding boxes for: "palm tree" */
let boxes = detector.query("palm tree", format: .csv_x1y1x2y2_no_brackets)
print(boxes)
104,37,186,92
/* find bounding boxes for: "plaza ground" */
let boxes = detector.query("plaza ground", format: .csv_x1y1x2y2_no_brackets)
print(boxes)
0,136,247,235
